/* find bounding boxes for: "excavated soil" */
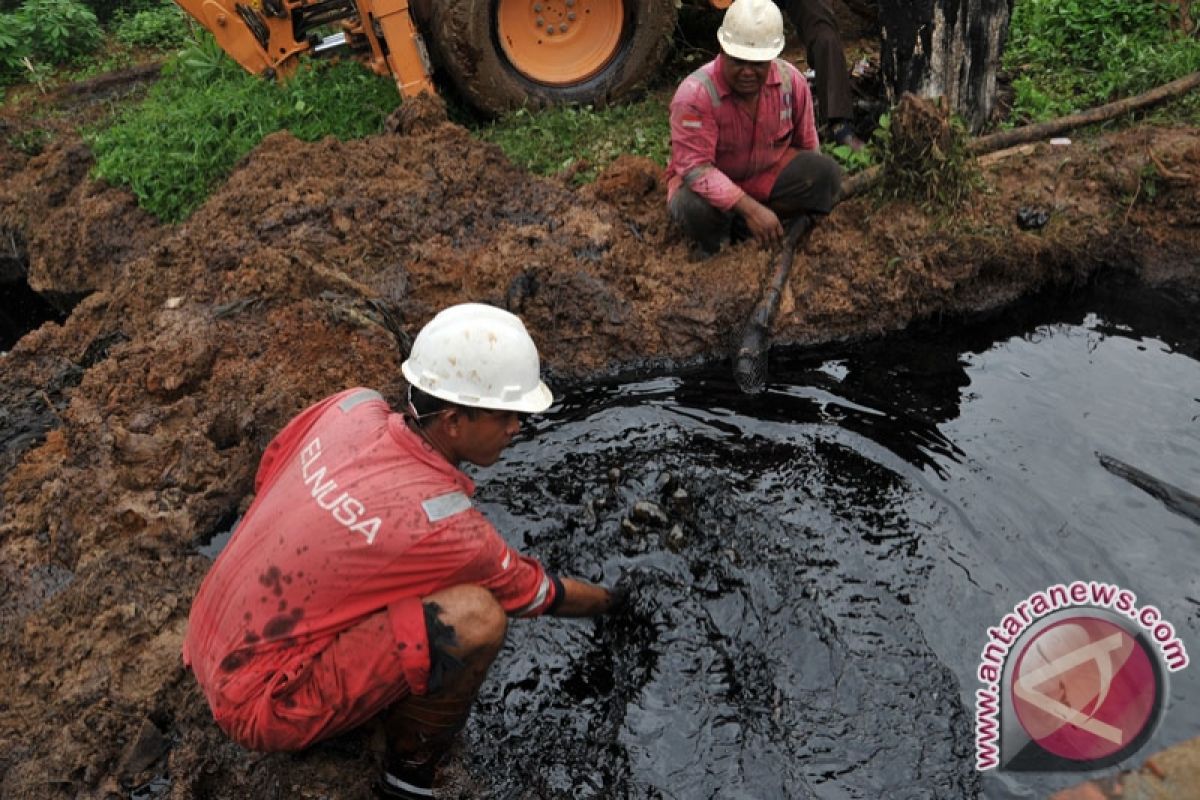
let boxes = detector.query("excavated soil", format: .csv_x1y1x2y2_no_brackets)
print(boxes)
1,71,1198,799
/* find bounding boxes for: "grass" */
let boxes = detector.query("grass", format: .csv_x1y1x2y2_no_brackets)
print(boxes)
86,34,399,222
479,98,671,183
1005,0,1200,123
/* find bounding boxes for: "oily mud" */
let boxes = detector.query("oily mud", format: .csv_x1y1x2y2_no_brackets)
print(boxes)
1,82,1199,798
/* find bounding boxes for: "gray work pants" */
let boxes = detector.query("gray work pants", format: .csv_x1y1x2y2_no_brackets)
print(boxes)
669,150,842,253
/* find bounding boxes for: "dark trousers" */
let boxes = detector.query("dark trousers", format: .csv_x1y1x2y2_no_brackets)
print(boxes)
669,150,842,253
783,0,853,122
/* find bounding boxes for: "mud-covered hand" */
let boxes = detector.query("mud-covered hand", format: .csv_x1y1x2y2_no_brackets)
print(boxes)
606,575,633,615
734,194,784,249
606,569,656,615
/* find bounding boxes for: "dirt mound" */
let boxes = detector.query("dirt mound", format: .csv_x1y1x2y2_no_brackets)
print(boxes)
1,100,1198,798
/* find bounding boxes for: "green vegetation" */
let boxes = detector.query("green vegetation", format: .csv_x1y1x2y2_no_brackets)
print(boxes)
0,12,31,85
480,100,670,182
1,0,104,88
1005,0,1200,122
78,0,160,24
823,139,876,173
23,0,102,63
88,35,399,222
1,0,165,91
112,1,189,49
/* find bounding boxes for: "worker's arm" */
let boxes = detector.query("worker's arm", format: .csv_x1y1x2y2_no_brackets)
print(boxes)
551,576,620,617
669,82,744,212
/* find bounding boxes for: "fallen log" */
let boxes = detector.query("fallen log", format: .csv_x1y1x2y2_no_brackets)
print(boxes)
841,70,1200,200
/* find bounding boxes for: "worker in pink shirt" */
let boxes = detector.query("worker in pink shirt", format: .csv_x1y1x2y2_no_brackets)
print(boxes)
183,304,619,799
666,0,842,256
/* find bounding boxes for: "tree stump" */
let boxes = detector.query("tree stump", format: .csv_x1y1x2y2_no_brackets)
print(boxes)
877,0,1011,133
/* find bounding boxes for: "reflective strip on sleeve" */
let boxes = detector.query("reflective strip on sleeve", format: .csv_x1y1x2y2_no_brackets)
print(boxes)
683,165,713,187
421,491,472,522
690,68,722,109
338,389,383,413
513,575,551,617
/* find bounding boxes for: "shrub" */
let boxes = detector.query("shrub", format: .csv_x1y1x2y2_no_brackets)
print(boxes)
89,40,400,222
112,1,189,49
0,11,31,84
23,0,102,64
1005,0,1200,122
79,0,157,24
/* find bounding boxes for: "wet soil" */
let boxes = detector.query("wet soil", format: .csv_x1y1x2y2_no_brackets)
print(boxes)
0,65,1198,798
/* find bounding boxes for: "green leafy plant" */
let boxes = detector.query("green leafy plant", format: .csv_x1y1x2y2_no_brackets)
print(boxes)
171,28,234,83
824,141,875,172
0,11,31,84
481,99,670,183
822,115,886,173
112,1,189,49
23,0,103,64
1005,0,1200,122
89,41,399,222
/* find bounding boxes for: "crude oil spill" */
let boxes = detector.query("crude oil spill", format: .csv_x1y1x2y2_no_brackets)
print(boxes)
0,280,63,352
464,278,1199,799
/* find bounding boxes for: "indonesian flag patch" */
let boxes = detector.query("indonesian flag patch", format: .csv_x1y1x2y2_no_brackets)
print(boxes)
680,114,703,129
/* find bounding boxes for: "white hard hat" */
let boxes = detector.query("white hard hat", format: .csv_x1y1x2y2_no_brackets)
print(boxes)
717,0,785,62
401,303,554,414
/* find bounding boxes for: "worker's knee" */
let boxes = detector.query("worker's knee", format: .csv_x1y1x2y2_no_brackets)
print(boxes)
670,188,732,252
772,151,842,215
423,584,508,658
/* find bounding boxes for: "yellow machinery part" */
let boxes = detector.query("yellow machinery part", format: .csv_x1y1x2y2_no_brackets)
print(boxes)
353,0,435,97
177,0,307,75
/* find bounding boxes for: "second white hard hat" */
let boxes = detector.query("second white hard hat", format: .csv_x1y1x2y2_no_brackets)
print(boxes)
401,303,553,414
717,0,785,62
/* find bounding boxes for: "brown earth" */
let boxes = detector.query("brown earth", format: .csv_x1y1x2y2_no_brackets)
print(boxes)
1,68,1198,798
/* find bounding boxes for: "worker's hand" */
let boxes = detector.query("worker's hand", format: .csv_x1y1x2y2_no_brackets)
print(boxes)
734,195,784,249
606,576,633,615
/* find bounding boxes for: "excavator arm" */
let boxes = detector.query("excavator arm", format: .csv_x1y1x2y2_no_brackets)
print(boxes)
173,0,434,96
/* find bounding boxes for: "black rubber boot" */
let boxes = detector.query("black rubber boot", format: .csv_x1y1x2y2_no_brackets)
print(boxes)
375,755,439,799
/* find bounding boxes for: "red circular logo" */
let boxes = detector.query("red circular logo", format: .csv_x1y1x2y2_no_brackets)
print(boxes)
1011,617,1157,762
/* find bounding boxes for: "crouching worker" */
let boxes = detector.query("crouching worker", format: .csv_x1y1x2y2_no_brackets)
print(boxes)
183,303,618,798
666,0,842,257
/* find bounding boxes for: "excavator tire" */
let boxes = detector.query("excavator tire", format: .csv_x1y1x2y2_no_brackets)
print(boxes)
427,0,677,118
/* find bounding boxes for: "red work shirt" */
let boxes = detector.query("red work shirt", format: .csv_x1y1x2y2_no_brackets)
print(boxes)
666,55,820,211
183,388,558,724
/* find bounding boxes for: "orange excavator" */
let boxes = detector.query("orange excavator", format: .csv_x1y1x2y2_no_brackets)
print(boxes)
173,0,731,117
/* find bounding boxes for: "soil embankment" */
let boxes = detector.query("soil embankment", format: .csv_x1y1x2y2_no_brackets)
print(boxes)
0,78,1198,797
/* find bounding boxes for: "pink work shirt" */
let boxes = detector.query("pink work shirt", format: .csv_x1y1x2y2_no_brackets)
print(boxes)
666,55,820,212
183,388,558,736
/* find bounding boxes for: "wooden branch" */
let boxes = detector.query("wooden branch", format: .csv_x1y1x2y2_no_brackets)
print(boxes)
969,70,1200,154
976,143,1037,167
839,70,1200,200
840,164,880,199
